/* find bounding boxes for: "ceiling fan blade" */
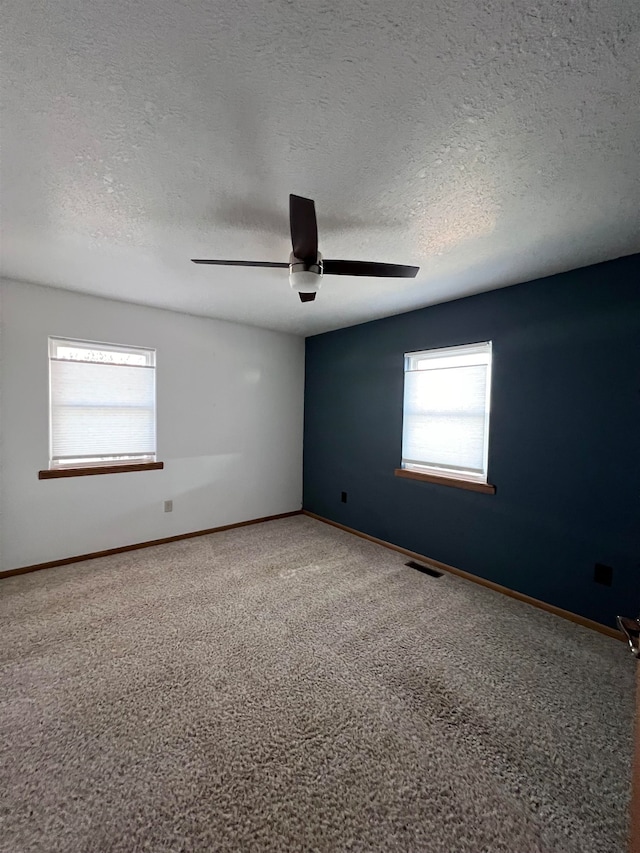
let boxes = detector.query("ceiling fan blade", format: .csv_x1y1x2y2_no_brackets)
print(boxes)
191,259,289,268
323,260,419,278
289,195,318,262
298,292,316,302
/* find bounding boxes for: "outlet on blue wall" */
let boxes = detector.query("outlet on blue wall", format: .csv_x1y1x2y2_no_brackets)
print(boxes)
303,254,640,628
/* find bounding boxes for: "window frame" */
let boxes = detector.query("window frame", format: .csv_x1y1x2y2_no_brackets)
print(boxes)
40,336,163,479
396,341,495,494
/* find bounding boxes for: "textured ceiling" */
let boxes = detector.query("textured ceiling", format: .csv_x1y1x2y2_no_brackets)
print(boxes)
2,0,639,336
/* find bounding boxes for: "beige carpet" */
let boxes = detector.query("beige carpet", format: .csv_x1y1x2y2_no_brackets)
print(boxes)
0,515,634,852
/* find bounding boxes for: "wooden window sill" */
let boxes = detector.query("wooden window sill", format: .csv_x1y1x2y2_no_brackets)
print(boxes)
39,462,164,479
394,467,496,494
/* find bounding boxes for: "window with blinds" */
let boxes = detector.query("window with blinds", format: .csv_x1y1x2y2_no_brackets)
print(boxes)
48,338,157,469
401,341,492,483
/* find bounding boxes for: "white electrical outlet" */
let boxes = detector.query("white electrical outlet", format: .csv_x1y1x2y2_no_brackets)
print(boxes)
164,500,173,513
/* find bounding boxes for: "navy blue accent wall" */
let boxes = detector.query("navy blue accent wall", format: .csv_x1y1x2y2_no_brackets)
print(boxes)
303,254,640,628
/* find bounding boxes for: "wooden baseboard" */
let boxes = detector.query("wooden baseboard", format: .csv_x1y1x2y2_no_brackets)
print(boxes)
302,510,624,642
0,510,303,579
4,508,624,643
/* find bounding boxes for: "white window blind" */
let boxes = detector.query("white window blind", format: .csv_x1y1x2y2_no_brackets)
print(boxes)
48,338,157,469
401,341,492,483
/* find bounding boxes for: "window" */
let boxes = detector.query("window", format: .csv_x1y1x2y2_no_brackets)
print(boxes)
47,337,157,471
399,341,493,488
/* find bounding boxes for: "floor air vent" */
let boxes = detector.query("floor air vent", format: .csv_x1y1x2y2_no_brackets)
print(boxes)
405,560,443,578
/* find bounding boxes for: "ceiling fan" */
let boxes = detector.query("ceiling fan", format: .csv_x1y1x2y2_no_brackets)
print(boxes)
191,194,419,302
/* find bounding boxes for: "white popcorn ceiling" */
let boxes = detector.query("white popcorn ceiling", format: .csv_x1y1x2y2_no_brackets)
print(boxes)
1,0,639,336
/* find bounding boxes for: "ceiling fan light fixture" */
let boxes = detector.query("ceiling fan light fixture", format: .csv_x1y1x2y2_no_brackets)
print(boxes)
289,253,323,294
190,195,419,299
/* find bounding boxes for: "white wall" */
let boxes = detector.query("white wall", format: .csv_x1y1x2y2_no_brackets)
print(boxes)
0,280,304,571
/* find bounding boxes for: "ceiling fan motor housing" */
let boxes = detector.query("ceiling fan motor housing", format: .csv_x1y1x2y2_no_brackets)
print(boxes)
289,252,323,293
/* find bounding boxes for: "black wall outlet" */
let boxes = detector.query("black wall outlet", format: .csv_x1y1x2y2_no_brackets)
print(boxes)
341,491,347,503
593,563,613,586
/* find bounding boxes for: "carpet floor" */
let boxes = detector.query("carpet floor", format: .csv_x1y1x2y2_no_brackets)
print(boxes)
0,515,634,853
